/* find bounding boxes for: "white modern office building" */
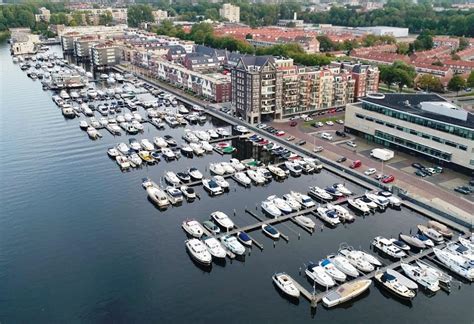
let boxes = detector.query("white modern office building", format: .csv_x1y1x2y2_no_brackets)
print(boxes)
345,93,474,173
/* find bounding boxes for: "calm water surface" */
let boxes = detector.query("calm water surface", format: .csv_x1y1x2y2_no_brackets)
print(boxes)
0,44,473,323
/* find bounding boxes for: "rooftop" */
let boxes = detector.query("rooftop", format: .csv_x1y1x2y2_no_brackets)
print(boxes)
361,93,474,129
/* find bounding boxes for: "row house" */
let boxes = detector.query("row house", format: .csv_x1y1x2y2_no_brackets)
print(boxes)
183,53,221,73
414,63,454,78
351,44,397,56
433,36,460,50
456,47,474,61
443,60,474,73
146,57,231,103
350,52,411,65
410,46,452,61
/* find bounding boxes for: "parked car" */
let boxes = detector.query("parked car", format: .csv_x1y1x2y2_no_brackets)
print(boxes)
326,121,334,126
313,146,324,153
415,169,427,177
336,119,344,124
296,139,306,146
346,141,357,148
335,130,346,137
469,179,474,186
320,132,333,140
454,186,471,195
304,116,313,121
350,160,361,169
382,175,395,183
411,163,425,170
286,136,295,141
434,166,443,173
289,121,297,127
336,156,347,163
375,174,384,180
364,168,376,175
256,123,267,129
276,130,285,136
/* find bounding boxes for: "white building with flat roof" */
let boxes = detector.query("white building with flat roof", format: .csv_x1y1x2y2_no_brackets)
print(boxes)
344,93,474,173
219,3,240,23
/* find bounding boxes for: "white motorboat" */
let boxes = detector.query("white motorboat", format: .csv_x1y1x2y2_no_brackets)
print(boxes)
180,185,196,200
338,249,374,273
59,89,70,99
262,224,280,239
209,163,226,175
202,178,224,196
161,148,176,160
324,186,343,198
129,138,142,151
216,127,230,137
220,162,235,174
322,279,372,308
459,237,474,250
86,127,102,139
416,260,452,287
229,158,246,171
445,242,474,261
358,250,382,267
434,248,474,281
207,129,219,139
203,237,227,259
178,105,189,114
267,164,287,179
374,271,416,300
182,129,199,143
401,263,440,292
319,259,347,282
304,157,323,171
182,220,205,238
164,171,181,186
305,263,336,288
188,167,203,181
282,194,302,211
377,191,402,208
267,195,292,214
212,176,230,189
327,204,354,222
284,161,302,176
117,142,130,155
328,255,359,277
333,183,352,196
211,211,234,230
317,206,340,226
62,107,76,118
195,130,210,141
116,155,130,169
296,159,315,174
190,142,205,156
165,186,184,204
272,273,300,299
365,193,389,211
176,171,191,183
386,269,419,290
261,200,282,218
141,138,155,151
414,233,434,247
200,141,213,152
360,196,378,211
309,187,333,201
107,147,120,158
399,234,426,249
294,216,316,229
290,191,315,208
232,172,251,186
128,153,143,167
220,235,245,255
372,236,407,259
99,117,109,127
146,185,169,207
79,120,88,130
153,136,168,148
181,145,194,157
237,231,253,247
256,168,272,182
246,170,266,185
131,120,143,131
186,239,212,266
234,125,250,133
417,225,444,244
389,238,411,251
347,199,371,215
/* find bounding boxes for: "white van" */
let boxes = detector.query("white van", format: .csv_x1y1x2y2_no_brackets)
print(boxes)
320,132,333,140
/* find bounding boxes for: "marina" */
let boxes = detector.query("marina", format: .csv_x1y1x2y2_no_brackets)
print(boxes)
1,44,473,323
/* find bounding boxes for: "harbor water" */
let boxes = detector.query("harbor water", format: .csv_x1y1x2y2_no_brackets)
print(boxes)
0,43,473,323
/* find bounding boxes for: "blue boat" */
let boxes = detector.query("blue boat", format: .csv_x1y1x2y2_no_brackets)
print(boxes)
237,231,253,246
262,224,280,239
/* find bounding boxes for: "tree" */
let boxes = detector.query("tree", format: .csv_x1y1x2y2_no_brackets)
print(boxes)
447,75,466,94
99,11,113,26
467,71,474,88
416,74,443,92
432,60,443,66
413,31,433,51
316,35,335,52
396,42,410,54
458,37,469,51
127,4,154,28
245,33,253,40
380,61,416,92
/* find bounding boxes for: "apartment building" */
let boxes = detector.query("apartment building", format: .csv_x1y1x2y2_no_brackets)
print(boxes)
35,7,51,22
331,62,380,100
152,10,168,22
345,93,474,173
74,36,101,61
91,42,122,69
219,3,240,23
232,56,358,124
